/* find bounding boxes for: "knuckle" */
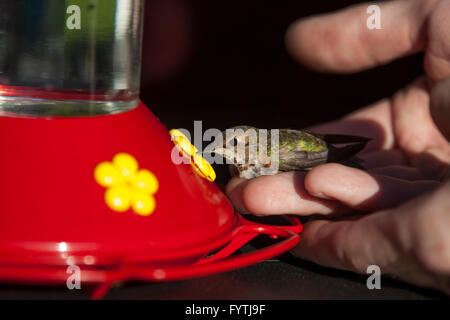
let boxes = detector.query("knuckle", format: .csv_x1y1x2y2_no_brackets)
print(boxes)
334,223,369,273
414,212,450,274
417,239,450,274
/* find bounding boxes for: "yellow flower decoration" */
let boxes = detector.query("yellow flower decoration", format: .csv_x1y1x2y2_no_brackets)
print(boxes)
94,153,159,216
170,129,216,182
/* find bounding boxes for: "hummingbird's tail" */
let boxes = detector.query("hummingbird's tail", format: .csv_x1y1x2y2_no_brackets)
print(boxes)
311,133,371,169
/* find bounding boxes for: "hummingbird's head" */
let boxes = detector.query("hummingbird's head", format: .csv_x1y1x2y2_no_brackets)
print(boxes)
211,126,258,164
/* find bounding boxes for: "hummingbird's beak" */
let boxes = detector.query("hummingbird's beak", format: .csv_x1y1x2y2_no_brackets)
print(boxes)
205,131,234,162
210,145,235,162
207,134,227,157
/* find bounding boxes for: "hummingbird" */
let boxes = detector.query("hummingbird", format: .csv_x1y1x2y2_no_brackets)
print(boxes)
212,126,371,180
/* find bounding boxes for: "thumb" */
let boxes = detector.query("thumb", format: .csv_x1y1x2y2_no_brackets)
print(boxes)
431,77,450,140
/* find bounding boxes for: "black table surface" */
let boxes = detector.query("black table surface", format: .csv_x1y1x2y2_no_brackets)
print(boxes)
0,251,444,300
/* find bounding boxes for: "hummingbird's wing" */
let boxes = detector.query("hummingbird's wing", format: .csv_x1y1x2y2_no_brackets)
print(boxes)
325,140,369,162
277,131,370,171
314,133,371,169
278,149,329,171
277,130,329,171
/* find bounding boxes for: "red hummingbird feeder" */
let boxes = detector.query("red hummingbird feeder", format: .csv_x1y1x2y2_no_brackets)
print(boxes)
0,0,302,298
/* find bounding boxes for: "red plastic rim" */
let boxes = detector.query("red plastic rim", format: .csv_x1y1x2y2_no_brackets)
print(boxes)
0,214,302,298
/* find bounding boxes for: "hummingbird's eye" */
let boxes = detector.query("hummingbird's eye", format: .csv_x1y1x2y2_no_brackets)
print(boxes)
229,138,238,146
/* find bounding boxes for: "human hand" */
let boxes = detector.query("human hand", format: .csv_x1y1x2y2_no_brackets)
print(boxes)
225,0,450,294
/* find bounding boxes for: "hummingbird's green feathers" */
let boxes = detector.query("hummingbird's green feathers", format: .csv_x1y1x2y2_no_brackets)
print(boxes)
278,130,327,152
277,130,329,170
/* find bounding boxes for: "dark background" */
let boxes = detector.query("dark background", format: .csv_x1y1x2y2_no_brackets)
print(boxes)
140,0,423,132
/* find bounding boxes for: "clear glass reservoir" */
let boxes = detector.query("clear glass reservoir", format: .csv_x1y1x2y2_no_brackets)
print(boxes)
0,0,144,116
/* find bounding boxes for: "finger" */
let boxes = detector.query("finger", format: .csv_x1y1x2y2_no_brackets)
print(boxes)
359,149,408,169
368,165,425,181
285,0,438,73
308,99,395,152
392,77,449,156
290,213,395,273
310,77,450,177
431,77,450,140
424,0,450,82
291,180,450,291
305,163,439,211
227,172,350,216
225,177,252,214
411,147,450,181
391,77,450,179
